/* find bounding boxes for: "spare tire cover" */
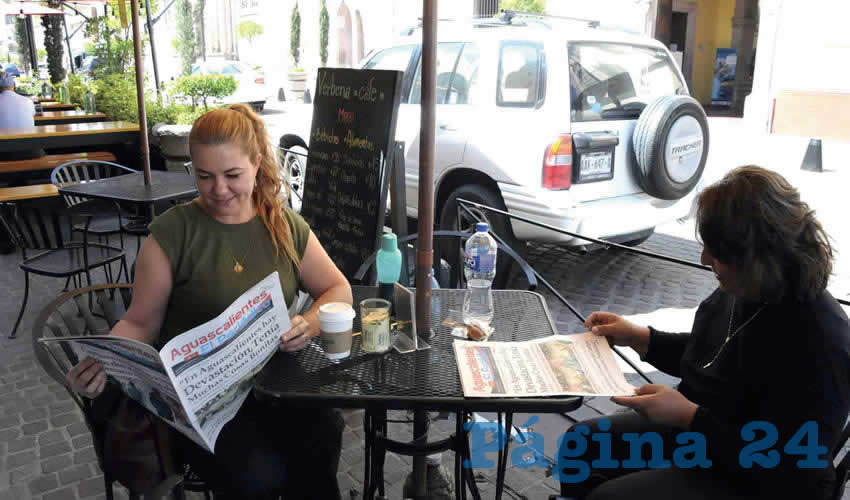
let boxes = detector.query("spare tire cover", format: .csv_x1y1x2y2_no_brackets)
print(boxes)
631,95,709,200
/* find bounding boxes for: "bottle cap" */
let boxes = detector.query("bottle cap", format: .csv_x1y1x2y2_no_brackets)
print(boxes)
475,222,489,233
381,232,398,251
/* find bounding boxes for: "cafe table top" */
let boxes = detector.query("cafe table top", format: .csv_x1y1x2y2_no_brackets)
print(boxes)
57,170,198,204
39,102,79,111
254,286,582,414
0,121,139,152
35,110,107,125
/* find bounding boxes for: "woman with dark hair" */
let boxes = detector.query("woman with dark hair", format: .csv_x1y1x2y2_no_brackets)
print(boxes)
559,166,850,499
65,104,352,499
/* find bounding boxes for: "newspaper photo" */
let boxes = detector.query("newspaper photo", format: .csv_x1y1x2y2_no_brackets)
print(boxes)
39,272,290,452
453,333,636,398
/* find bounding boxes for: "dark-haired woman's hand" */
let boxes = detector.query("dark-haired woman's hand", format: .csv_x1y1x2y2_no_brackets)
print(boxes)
585,311,650,356
280,315,312,352
612,385,698,429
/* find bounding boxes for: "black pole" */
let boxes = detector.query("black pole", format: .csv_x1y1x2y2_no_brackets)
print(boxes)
26,16,38,76
62,15,74,74
144,0,161,94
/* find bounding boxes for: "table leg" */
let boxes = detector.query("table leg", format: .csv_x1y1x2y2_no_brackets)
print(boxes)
461,412,482,500
363,409,372,500
495,412,513,500
412,409,429,498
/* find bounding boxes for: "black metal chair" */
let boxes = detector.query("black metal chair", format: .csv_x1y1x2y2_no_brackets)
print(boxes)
31,283,212,500
0,201,127,339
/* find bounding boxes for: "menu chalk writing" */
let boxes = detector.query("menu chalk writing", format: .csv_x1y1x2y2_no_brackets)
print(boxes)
300,68,403,279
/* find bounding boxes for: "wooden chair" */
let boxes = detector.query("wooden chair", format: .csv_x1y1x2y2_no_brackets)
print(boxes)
0,201,127,338
31,284,212,500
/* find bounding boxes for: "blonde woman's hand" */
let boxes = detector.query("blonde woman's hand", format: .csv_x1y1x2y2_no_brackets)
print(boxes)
585,311,650,356
280,315,312,352
66,357,107,399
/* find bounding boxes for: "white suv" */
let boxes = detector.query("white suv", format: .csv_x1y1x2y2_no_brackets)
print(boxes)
281,18,708,252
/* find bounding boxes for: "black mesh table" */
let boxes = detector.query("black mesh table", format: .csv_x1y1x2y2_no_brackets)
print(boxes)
254,286,582,499
57,171,197,205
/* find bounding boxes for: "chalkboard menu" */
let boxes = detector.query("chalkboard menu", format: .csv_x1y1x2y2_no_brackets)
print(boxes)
300,68,403,280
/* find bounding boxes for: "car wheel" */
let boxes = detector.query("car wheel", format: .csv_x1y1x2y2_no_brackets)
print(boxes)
252,102,265,113
632,95,709,200
282,146,307,213
438,184,523,289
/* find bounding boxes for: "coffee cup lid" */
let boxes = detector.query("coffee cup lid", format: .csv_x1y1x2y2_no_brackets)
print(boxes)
319,302,355,322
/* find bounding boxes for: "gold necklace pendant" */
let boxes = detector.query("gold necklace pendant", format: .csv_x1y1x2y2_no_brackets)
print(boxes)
233,260,244,273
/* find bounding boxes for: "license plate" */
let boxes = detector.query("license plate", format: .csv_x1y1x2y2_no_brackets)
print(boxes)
579,152,613,182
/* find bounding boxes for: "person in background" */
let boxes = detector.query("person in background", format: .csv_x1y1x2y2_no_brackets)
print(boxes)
0,71,35,128
66,104,352,499
559,165,850,500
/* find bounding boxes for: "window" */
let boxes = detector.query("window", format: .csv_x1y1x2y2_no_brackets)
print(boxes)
447,43,481,105
497,42,544,107
568,42,686,122
362,45,415,73
409,42,464,105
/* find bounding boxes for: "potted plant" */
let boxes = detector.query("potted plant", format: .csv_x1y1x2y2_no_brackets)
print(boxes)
287,2,307,101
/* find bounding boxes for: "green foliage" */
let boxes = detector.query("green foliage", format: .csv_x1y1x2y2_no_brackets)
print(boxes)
94,72,139,122
14,77,40,97
192,0,206,60
37,48,47,61
319,0,329,65
14,18,31,74
66,73,88,106
499,0,546,14
238,20,263,43
174,74,237,111
41,0,66,84
290,2,301,67
175,0,196,76
84,16,136,76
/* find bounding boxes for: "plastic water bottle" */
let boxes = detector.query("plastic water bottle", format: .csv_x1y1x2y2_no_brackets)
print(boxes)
376,232,402,308
463,222,497,326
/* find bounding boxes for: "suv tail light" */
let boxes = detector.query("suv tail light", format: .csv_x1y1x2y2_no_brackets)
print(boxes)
255,77,265,84
543,135,573,190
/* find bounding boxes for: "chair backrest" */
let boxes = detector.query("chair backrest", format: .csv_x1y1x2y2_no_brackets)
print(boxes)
0,201,74,255
50,160,135,208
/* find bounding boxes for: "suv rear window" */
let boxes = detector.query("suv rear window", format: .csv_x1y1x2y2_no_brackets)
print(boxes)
568,42,686,122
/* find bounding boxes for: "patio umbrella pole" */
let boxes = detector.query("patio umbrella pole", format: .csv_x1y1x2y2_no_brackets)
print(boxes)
130,0,152,186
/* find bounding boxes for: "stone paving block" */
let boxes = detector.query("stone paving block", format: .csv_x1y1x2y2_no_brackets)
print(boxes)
44,485,78,500
50,413,81,428
37,430,64,447
0,428,20,444
48,402,75,417
28,473,59,495
76,476,104,498
6,436,35,454
71,435,92,450
59,464,92,485
73,448,97,466
9,462,38,485
41,454,73,474
519,481,560,499
0,416,19,431
21,421,48,436
40,442,72,459
0,485,29,500
335,472,357,499
7,450,37,470
65,423,88,438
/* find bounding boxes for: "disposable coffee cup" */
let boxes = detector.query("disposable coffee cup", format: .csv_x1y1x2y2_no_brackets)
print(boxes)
319,302,356,360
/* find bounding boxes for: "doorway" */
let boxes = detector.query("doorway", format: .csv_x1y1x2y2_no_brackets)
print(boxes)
672,1,697,92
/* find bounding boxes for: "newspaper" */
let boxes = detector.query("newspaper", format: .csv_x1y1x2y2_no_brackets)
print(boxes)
453,333,636,398
39,272,290,452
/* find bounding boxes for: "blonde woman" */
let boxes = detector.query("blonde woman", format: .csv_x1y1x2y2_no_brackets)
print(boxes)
68,104,352,499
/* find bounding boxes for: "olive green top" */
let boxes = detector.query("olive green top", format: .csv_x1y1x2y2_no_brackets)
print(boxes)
148,201,310,348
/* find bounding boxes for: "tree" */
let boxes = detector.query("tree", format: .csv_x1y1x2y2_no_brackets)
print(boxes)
193,0,206,61
41,0,66,83
290,2,301,68
174,74,237,111
175,0,196,76
237,20,263,44
14,18,32,74
499,0,546,14
319,0,329,66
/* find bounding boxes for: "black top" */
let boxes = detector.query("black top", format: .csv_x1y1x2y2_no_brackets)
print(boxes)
646,288,850,498
58,171,197,204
